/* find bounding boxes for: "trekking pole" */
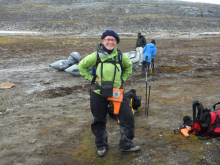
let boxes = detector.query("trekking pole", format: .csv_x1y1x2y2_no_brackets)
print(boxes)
145,56,148,117
147,68,152,114
152,57,155,75
145,70,148,116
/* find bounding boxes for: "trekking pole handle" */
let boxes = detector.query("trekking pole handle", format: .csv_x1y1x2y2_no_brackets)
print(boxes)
149,68,152,75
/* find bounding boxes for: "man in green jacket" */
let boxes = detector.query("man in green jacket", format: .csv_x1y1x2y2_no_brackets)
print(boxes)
78,30,141,157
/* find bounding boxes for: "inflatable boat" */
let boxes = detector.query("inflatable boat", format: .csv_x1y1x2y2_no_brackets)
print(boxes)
49,51,140,76
49,52,82,71
124,51,139,67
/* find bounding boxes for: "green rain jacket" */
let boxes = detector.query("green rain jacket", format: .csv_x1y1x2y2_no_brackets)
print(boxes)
78,45,132,95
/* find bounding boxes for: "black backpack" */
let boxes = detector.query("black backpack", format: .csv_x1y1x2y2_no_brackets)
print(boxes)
192,100,220,137
123,89,142,110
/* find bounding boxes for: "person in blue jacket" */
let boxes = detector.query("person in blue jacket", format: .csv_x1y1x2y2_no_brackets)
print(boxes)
142,39,157,73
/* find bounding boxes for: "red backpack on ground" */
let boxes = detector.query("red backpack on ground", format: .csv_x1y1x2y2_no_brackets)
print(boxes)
192,100,220,137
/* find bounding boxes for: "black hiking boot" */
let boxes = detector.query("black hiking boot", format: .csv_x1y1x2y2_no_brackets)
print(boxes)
121,146,141,155
97,147,107,157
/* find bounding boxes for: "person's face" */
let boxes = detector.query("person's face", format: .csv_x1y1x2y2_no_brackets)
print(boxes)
102,36,117,50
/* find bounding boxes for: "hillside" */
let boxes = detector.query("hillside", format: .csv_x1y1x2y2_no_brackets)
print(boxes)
0,0,220,37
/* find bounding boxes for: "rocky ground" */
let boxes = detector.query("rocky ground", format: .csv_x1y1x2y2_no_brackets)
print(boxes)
0,32,220,165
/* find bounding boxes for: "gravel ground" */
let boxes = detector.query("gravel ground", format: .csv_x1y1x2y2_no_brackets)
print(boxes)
0,31,220,164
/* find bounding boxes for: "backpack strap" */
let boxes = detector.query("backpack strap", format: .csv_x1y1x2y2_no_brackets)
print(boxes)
192,100,204,123
95,52,101,69
208,102,220,111
117,49,123,67
215,111,220,123
95,48,123,76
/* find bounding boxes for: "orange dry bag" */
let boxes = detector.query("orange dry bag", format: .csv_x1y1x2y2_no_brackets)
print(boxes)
107,88,124,115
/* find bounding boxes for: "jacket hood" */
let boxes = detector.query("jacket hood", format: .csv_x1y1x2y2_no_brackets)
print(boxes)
149,43,155,48
97,44,109,59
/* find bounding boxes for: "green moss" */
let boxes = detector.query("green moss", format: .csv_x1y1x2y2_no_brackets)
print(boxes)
71,128,133,165
0,37,13,44
145,128,205,164
157,65,193,73
194,74,204,78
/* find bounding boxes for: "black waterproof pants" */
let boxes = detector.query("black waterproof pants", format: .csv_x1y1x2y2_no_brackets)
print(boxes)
142,61,150,74
90,91,135,150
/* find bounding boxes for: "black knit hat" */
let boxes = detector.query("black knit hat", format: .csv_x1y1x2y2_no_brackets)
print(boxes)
151,39,156,45
101,30,120,43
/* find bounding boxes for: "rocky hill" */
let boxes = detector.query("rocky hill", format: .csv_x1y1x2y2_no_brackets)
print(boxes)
0,0,220,37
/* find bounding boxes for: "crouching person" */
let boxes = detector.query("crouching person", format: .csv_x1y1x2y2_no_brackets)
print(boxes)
78,30,141,157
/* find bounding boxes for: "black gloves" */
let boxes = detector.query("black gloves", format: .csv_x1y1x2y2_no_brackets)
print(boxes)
91,76,97,84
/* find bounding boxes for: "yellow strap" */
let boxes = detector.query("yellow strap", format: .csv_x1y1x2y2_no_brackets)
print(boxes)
130,98,134,114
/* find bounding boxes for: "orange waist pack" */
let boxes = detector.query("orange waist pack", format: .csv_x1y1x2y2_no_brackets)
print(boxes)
107,88,124,115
